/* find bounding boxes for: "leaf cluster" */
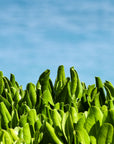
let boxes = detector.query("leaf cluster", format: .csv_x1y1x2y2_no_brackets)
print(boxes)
0,66,114,143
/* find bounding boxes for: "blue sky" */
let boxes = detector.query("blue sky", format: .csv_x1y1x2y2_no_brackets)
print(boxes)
0,0,114,89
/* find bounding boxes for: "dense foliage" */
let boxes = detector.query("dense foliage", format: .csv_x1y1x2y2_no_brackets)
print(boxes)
0,65,114,143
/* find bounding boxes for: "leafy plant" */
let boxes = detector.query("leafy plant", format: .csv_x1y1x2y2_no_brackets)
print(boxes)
0,65,114,143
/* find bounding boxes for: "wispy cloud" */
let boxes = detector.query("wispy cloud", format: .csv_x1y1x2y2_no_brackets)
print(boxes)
1,0,114,35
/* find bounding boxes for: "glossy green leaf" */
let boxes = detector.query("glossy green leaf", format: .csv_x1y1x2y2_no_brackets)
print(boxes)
75,113,86,129
0,102,11,129
26,83,37,107
3,77,11,93
97,123,113,144
51,109,62,132
8,128,19,141
87,84,95,99
70,67,77,98
2,130,13,144
104,81,114,98
35,118,42,131
70,106,78,123
33,131,43,144
101,105,108,124
76,127,90,144
10,73,16,88
55,78,71,104
108,100,114,109
90,136,96,144
54,65,66,87
39,69,50,91
85,106,103,133
11,109,19,128
42,89,54,105
0,76,4,95
24,90,32,108
75,74,83,99
19,114,27,127
108,108,114,126
95,77,105,106
104,85,112,101
27,109,37,136
62,112,74,143
14,90,20,104
0,95,11,111
91,88,101,107
23,123,31,144
42,121,63,144
27,109,37,127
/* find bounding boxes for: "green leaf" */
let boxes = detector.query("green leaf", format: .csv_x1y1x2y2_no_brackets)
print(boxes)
24,90,32,108
54,65,66,88
75,127,90,144
0,76,4,95
95,77,105,106
6,92,13,104
90,136,96,144
35,118,42,131
85,84,95,107
19,114,27,127
0,102,11,129
14,90,20,104
14,127,23,139
55,78,71,104
8,128,19,141
41,121,63,144
0,71,3,77
104,81,114,98
10,87,16,99
51,109,62,133
42,89,54,105
39,69,50,91
70,67,77,98
87,84,95,99
90,87,99,105
74,114,89,144
46,122,63,144
10,73,16,88
27,109,37,136
70,106,78,124
75,113,86,129
108,108,114,126
75,74,83,99
33,131,43,144
27,109,37,127
3,77,11,93
108,100,114,109
101,105,108,124
38,69,54,105
97,123,113,144
85,106,103,134
62,112,74,144
54,102,60,110
26,83,37,107
11,109,19,128
0,95,11,111
2,130,13,144
23,123,31,144
104,85,112,100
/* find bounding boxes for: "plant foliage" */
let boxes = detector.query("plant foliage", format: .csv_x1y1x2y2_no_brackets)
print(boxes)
0,65,114,143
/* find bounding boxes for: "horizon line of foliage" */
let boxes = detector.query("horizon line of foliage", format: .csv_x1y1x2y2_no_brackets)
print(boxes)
0,65,114,143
